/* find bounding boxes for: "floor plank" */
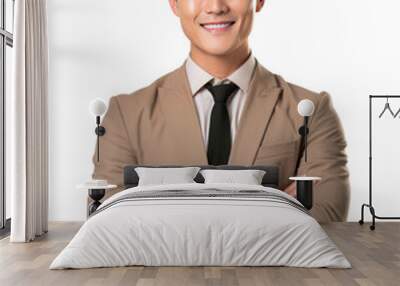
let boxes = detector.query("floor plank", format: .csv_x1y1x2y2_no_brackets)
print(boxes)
0,222,399,286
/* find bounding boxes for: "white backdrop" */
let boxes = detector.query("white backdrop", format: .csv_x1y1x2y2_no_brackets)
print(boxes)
47,0,400,221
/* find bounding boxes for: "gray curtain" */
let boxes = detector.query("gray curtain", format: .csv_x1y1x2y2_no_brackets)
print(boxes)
10,0,48,242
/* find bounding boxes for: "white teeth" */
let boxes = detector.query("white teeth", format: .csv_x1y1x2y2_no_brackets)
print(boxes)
203,23,232,30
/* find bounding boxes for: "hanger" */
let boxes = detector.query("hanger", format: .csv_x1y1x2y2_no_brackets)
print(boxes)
394,105,400,118
379,97,395,118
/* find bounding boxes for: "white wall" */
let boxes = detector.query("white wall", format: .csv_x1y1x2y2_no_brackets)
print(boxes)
47,0,400,221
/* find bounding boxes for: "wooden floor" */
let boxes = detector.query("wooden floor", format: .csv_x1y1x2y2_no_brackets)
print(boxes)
0,222,399,286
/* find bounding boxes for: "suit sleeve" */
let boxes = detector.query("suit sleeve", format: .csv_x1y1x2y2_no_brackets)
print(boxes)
297,92,350,222
91,96,138,198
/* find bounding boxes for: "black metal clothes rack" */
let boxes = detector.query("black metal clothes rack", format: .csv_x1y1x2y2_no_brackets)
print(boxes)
359,95,400,230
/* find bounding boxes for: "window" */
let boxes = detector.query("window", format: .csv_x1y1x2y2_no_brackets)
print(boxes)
0,0,14,235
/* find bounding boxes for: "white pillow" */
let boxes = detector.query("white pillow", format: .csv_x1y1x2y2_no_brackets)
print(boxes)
135,167,201,186
200,169,266,185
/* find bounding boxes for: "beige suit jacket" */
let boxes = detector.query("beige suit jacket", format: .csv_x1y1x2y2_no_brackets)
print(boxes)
92,59,350,222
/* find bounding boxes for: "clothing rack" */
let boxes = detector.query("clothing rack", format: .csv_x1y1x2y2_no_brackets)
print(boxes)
359,95,400,230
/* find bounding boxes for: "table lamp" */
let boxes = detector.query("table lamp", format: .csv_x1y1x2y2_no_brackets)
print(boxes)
289,99,321,210
82,98,110,216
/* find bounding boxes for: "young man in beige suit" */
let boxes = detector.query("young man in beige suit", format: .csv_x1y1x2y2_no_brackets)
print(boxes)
92,0,350,222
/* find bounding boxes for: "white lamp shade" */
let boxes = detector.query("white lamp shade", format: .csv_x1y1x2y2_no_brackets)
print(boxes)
297,99,315,117
89,98,107,117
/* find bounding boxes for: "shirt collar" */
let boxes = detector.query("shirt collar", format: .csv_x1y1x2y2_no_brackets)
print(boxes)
185,52,256,96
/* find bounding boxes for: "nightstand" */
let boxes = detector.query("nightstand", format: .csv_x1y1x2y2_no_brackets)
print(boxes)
77,184,117,216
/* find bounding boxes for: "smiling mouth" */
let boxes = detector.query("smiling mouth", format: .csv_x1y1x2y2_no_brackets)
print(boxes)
200,21,235,33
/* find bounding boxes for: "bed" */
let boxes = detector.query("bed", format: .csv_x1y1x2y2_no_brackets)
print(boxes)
50,165,350,269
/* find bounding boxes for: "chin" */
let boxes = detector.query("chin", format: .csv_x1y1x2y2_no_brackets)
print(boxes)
198,42,237,57
204,48,233,56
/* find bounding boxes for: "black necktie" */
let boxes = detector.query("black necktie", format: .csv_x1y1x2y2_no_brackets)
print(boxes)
204,82,239,165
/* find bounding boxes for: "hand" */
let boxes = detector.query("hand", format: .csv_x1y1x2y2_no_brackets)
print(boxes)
283,181,297,198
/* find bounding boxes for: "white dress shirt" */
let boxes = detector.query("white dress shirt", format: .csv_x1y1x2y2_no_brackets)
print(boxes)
185,53,256,149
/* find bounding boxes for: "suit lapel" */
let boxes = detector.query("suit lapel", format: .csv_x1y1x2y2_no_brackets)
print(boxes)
229,61,283,165
157,63,208,164
156,59,282,166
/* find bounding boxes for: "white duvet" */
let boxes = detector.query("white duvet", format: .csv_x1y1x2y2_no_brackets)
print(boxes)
50,183,351,269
